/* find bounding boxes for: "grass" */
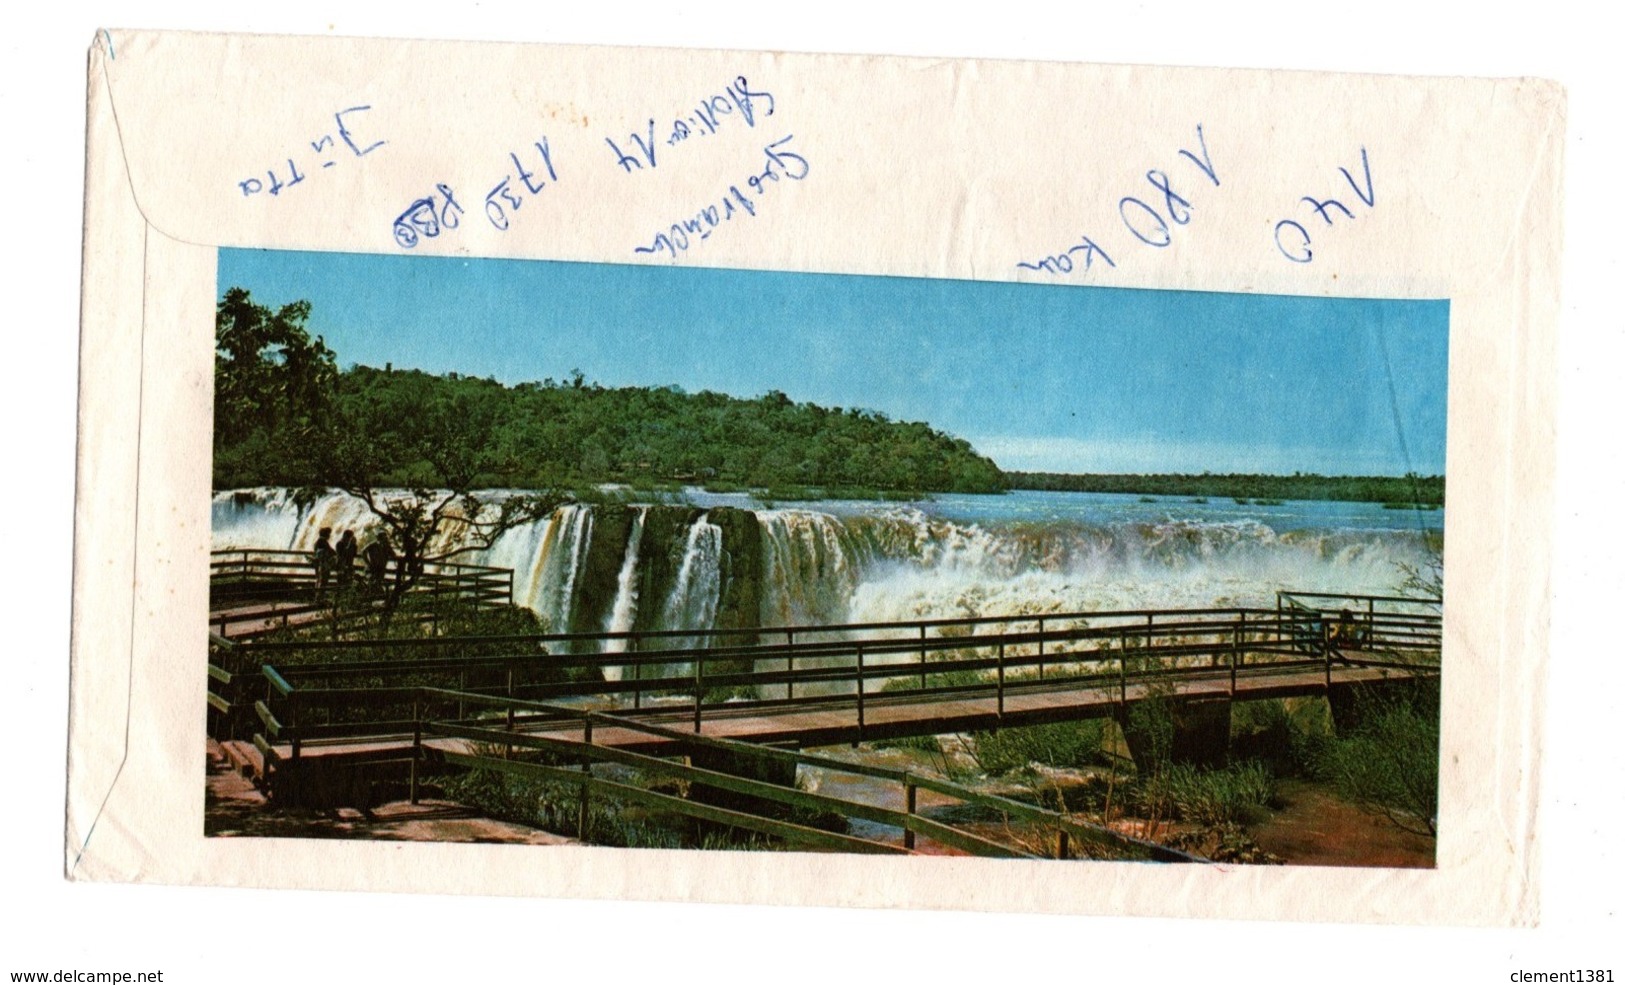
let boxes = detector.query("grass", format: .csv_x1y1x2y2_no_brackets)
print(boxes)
438,757,834,850
1133,760,1278,826
965,719,1108,774
879,667,989,693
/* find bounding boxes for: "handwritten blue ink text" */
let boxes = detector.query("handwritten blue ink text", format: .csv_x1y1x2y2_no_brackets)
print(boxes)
1273,148,1374,263
607,76,775,174
392,184,463,249
239,105,386,199
391,137,559,249
633,135,808,260
484,139,560,231
1017,124,1219,276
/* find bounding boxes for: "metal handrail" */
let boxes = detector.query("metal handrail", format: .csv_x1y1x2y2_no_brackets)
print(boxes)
252,609,1440,749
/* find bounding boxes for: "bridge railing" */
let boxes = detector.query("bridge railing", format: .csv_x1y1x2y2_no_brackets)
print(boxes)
211,548,514,601
224,603,1325,665
411,691,1206,861
240,606,1440,750
208,549,515,638
246,676,1205,860
1277,590,1442,655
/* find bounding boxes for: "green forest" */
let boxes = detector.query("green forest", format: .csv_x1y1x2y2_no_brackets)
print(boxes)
212,288,1006,495
1007,471,1445,506
214,287,1444,505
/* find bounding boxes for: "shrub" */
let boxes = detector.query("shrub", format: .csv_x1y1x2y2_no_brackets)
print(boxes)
965,720,1107,774
1133,760,1277,826
1231,698,1335,775
872,733,941,753
1313,688,1439,836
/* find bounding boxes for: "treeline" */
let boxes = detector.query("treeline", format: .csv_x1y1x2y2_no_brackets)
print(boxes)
1006,471,1445,505
213,288,1006,495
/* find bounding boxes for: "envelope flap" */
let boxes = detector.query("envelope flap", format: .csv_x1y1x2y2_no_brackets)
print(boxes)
97,29,1561,294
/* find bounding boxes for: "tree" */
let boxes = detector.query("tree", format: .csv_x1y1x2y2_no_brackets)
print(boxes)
214,288,336,448
298,376,570,578
215,289,572,598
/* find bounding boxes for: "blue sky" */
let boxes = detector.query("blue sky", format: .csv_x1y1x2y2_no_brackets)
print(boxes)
218,249,1449,476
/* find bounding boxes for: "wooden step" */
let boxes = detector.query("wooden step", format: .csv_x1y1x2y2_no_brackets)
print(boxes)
218,739,266,779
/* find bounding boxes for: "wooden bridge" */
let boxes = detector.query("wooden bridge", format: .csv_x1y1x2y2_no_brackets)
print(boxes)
207,587,1441,860
209,548,514,639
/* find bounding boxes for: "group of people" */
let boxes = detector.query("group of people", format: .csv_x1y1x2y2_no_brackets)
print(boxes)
310,526,422,604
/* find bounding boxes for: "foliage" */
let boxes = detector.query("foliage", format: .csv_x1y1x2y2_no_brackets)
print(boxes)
437,761,823,851
1229,698,1335,775
1396,530,1445,600
217,289,577,578
1009,470,1445,506
214,288,338,486
1311,686,1440,836
880,667,987,693
1166,822,1285,864
437,767,684,848
1122,692,1178,777
964,720,1107,774
214,289,1006,497
1133,760,1278,826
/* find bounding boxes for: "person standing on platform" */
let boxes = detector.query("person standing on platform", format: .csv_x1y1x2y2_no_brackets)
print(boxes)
336,530,359,593
311,527,336,602
363,532,395,595
397,529,421,596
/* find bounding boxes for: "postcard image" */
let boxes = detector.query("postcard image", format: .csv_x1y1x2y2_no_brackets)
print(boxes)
205,250,1447,870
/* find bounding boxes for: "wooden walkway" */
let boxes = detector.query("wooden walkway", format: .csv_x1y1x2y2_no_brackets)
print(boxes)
524,660,1421,751
248,659,1425,774
209,592,1440,858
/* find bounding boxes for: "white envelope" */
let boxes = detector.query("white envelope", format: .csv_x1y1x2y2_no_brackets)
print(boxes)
69,27,1562,924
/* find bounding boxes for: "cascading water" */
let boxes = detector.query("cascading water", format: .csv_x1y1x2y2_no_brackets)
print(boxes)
600,508,647,676
213,488,1441,694
211,488,307,549
531,504,593,634
757,510,868,627
660,514,723,651
838,507,1435,626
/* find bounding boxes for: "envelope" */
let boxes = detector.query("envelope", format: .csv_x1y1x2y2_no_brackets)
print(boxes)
69,27,1563,924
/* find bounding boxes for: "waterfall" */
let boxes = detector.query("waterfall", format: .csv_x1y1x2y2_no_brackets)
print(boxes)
602,508,647,667
213,488,1440,650
757,510,867,627
533,505,594,634
211,488,307,549
480,511,558,615
660,513,723,648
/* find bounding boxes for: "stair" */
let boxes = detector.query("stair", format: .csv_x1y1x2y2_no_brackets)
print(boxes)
218,739,267,781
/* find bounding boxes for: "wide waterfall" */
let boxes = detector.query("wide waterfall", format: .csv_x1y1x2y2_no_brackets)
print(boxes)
212,487,1442,648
